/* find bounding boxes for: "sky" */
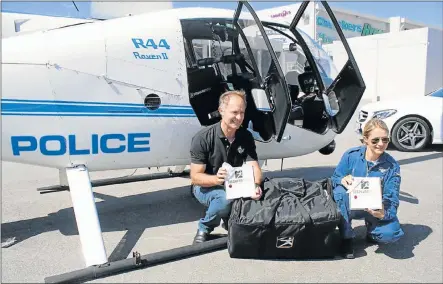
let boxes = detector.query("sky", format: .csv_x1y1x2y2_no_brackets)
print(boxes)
1,1,442,28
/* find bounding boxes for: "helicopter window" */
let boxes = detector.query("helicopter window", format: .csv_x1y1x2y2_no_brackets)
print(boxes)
261,21,341,90
191,38,244,80
237,22,316,96
192,39,208,61
180,18,256,75
183,38,194,68
234,19,287,82
256,22,308,76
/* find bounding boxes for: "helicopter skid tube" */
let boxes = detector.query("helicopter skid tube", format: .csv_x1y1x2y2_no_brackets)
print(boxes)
37,168,190,194
45,236,228,283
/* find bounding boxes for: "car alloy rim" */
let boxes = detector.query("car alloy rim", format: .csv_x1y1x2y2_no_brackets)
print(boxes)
396,121,427,149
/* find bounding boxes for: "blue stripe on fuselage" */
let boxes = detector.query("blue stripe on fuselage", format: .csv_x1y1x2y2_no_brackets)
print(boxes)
1,98,193,109
1,99,196,117
1,113,197,117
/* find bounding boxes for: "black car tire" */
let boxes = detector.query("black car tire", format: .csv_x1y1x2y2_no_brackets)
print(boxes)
391,116,431,152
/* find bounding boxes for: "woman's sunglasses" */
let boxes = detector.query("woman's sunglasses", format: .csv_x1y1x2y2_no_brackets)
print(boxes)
371,137,390,144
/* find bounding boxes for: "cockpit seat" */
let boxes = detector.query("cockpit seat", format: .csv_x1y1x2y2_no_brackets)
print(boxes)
288,85,304,127
187,66,226,125
227,72,256,91
285,71,300,89
298,66,316,94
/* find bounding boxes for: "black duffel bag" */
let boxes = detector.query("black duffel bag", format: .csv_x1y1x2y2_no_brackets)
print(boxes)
227,177,341,259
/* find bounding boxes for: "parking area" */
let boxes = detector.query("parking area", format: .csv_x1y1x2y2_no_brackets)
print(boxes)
2,102,442,283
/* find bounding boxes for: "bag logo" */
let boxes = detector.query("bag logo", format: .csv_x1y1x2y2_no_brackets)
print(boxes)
276,236,294,248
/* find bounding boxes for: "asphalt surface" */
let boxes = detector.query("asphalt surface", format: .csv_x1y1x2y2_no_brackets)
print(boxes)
2,101,442,283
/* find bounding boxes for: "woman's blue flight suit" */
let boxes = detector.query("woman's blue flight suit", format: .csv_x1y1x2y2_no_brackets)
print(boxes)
332,145,404,243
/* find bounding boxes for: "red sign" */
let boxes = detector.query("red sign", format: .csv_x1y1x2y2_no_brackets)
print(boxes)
271,10,292,18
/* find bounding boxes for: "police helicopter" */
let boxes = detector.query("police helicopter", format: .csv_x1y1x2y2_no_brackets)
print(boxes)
1,1,365,281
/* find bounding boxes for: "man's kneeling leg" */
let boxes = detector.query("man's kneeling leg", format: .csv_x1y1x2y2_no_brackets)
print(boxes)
192,185,232,243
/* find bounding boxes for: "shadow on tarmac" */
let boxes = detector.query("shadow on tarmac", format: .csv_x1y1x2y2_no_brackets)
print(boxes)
1,151,439,261
352,223,433,260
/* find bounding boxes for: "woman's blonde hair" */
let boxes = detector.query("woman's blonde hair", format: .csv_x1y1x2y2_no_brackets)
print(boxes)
363,118,390,138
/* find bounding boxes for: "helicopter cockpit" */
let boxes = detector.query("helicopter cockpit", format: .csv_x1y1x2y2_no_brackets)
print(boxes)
181,15,340,141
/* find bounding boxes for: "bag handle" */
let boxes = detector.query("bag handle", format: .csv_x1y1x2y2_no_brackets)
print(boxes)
263,194,286,227
292,193,313,225
263,191,312,227
279,178,313,224
278,178,306,196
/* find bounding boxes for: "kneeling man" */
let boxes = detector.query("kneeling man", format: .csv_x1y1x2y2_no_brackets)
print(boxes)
190,90,263,244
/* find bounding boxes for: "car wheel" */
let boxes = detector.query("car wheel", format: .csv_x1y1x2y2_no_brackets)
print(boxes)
391,116,431,152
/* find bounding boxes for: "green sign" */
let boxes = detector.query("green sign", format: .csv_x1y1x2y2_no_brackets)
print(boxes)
316,16,386,37
361,23,385,36
317,32,335,44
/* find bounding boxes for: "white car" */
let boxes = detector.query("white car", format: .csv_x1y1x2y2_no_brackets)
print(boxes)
355,87,443,151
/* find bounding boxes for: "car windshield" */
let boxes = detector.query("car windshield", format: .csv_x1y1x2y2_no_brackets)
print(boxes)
427,88,443,98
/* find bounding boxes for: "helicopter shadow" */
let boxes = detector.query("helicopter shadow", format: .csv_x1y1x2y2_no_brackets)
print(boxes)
0,152,430,260
1,183,205,247
1,166,338,258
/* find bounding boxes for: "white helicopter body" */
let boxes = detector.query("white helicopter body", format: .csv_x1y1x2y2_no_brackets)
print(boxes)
1,1,366,276
2,5,364,172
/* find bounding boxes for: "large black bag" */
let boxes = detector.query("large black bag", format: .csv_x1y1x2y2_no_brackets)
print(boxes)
227,177,341,259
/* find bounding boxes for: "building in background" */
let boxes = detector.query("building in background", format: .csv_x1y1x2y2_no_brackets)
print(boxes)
323,27,442,102
256,2,434,45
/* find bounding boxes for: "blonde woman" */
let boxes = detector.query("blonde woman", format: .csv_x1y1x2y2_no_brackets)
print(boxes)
331,118,404,259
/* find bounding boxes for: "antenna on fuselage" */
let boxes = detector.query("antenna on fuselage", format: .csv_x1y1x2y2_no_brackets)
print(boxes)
72,1,79,12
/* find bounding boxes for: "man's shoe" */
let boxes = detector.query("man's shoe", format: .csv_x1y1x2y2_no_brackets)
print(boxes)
221,218,229,231
340,239,355,259
221,222,228,231
193,230,209,244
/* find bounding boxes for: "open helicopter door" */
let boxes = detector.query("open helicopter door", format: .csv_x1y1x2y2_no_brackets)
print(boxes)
289,1,366,133
233,1,292,142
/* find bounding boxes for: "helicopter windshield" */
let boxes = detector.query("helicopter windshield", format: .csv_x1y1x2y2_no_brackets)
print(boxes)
296,27,338,89
236,18,284,81
261,22,338,90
